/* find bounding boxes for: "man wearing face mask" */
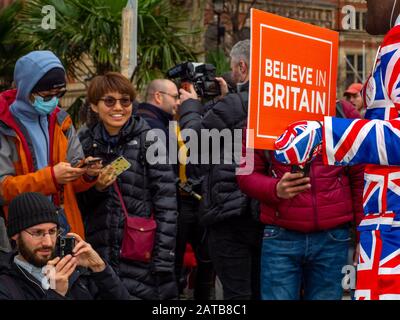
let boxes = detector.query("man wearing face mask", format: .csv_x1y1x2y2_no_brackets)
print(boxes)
0,51,100,239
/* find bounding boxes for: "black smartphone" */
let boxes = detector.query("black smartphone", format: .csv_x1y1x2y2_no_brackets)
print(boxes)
73,157,102,168
291,164,310,177
85,157,102,166
56,236,76,258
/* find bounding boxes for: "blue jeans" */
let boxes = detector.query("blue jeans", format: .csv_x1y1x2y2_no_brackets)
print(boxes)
260,225,350,300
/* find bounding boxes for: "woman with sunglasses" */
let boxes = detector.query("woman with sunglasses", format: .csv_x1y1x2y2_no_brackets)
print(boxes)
78,72,178,300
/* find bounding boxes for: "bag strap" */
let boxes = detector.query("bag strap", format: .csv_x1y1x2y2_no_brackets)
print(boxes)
113,182,129,219
113,133,152,218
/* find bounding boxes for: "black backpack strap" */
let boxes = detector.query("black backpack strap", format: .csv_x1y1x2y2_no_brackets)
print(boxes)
0,274,25,299
139,132,152,216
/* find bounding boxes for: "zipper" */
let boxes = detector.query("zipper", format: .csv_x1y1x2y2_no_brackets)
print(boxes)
15,263,46,295
310,165,318,230
39,116,49,159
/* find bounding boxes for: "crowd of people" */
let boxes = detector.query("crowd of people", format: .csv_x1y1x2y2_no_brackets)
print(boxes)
0,0,398,300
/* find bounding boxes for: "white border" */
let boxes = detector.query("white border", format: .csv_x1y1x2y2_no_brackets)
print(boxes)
255,24,333,139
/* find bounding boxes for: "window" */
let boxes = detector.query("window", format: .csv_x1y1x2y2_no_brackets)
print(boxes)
355,12,366,31
345,54,364,88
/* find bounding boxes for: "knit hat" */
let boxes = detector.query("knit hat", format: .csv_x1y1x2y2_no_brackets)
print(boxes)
31,67,66,93
7,192,59,238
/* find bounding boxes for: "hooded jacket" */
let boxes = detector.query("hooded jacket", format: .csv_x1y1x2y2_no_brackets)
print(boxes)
10,51,65,170
0,51,95,237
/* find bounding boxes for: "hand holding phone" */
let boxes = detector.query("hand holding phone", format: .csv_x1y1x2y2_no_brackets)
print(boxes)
276,171,311,200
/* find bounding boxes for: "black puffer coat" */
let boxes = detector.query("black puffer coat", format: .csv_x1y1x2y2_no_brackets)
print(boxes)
178,88,249,226
78,116,178,300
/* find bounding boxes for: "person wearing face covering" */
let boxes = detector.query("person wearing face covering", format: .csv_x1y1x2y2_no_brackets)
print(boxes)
272,0,400,300
0,51,100,240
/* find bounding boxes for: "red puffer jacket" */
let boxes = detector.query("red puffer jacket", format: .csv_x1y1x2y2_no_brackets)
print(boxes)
237,148,364,232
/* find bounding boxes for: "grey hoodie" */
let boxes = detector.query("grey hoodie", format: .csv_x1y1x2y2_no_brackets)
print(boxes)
10,51,65,170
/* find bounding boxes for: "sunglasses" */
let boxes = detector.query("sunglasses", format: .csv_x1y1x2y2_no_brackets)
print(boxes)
35,89,67,102
99,96,132,108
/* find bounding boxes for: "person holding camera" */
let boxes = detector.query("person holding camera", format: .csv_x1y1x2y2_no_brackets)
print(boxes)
177,40,264,300
0,192,130,300
0,51,101,239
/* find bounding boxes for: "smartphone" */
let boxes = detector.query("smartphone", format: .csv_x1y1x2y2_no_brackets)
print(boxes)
73,157,102,168
85,157,102,166
56,236,76,258
291,164,310,177
109,156,131,176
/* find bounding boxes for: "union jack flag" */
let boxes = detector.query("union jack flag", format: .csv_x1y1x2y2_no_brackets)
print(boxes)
356,227,400,300
274,120,322,166
363,28,400,121
323,117,400,167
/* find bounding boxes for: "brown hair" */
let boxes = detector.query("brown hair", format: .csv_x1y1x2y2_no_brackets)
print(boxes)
87,72,136,105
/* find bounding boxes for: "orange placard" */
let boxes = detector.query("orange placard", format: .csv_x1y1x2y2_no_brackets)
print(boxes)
247,9,338,150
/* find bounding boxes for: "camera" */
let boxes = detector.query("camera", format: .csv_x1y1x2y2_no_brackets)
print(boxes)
56,235,75,258
167,62,221,98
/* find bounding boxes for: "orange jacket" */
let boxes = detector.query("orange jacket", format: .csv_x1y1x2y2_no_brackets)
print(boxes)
0,90,95,237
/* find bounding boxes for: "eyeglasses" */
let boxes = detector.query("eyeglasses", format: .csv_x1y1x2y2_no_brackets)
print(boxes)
99,96,132,108
35,89,67,102
23,228,63,240
158,91,180,101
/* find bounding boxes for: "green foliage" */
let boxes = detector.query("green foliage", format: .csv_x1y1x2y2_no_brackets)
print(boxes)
0,0,32,90
206,48,230,76
18,0,125,81
137,0,198,89
14,0,198,90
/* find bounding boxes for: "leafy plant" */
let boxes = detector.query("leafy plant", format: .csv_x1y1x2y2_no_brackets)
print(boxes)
16,0,198,90
206,48,230,76
0,0,32,90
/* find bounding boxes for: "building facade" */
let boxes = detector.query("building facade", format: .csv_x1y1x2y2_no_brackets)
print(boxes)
205,0,382,97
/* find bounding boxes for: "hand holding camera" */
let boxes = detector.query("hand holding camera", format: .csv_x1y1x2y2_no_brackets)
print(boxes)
45,254,77,296
179,84,198,103
68,232,106,273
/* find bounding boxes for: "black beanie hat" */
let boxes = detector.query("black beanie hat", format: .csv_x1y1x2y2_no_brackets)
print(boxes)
31,67,66,93
7,192,59,238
